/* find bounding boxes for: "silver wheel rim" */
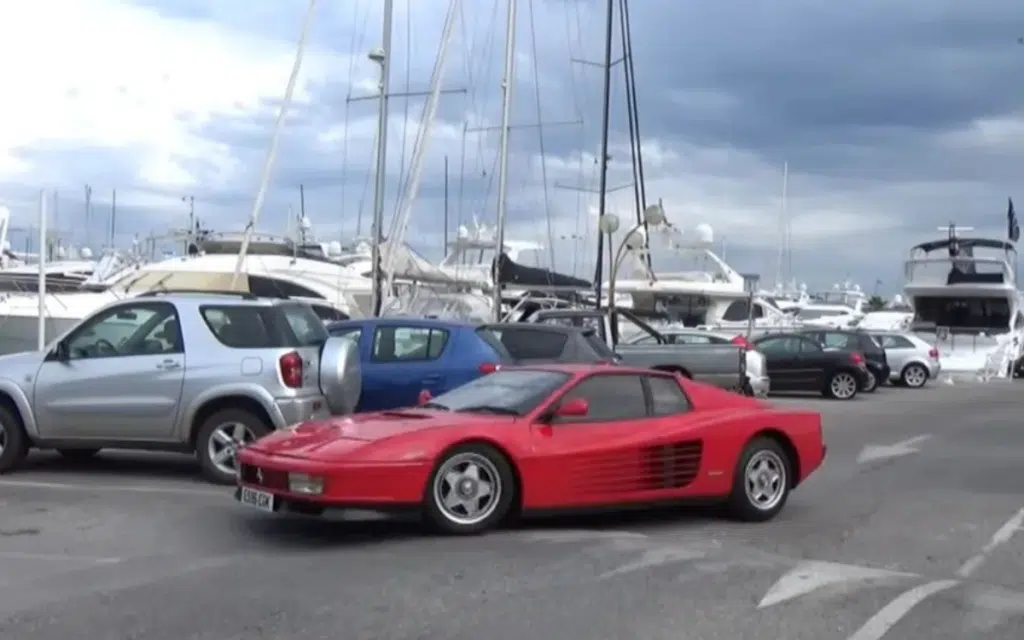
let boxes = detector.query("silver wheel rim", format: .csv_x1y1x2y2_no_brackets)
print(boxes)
207,422,256,476
744,449,787,511
831,373,857,399
905,366,927,387
432,452,501,526
864,374,876,391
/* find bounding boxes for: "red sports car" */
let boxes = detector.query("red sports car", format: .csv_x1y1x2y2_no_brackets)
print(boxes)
235,364,826,535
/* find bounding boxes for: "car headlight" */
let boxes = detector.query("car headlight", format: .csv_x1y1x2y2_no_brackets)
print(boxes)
288,472,325,495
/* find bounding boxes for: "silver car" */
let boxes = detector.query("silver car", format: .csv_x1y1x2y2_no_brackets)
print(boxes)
870,331,941,388
0,292,360,484
627,329,770,397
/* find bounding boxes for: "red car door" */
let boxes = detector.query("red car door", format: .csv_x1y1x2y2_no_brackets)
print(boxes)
524,372,705,509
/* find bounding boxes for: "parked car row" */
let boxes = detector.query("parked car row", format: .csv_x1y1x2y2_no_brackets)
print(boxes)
748,327,940,400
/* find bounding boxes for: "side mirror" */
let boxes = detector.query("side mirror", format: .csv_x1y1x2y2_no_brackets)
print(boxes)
553,398,588,418
52,340,69,362
417,389,432,405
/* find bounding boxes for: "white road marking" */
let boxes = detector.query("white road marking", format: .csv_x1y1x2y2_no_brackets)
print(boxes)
846,579,958,640
0,551,121,563
856,435,931,464
0,478,226,497
842,505,1024,640
956,507,1024,578
758,560,916,609
600,545,706,580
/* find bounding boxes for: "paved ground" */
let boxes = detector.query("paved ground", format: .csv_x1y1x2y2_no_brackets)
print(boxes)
1,380,1023,639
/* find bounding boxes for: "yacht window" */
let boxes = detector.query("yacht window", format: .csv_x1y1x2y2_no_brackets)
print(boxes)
796,308,845,320
723,301,764,321
248,275,325,300
913,296,1011,332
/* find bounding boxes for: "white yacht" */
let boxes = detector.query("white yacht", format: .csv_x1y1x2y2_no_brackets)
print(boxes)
902,223,1023,378
0,230,373,354
602,223,796,331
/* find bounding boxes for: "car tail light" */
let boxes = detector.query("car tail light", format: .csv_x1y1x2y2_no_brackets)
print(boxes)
731,335,754,350
928,348,939,359
478,362,500,374
279,351,303,388
850,352,864,365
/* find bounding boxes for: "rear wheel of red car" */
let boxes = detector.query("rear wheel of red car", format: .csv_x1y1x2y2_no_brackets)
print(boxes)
423,443,515,535
727,437,791,522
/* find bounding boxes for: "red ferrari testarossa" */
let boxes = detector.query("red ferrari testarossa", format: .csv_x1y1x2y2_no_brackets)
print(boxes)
235,364,826,534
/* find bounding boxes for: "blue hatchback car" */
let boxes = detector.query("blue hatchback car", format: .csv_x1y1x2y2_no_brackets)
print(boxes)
326,317,506,412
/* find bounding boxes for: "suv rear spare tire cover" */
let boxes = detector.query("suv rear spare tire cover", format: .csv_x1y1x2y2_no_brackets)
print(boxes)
320,336,361,414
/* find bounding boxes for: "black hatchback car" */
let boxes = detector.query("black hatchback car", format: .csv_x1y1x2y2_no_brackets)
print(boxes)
796,329,890,391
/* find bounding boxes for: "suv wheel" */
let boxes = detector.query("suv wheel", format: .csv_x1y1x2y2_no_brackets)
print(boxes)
196,408,271,485
0,405,29,473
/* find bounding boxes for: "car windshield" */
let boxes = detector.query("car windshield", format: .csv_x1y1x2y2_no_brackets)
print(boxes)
422,370,570,416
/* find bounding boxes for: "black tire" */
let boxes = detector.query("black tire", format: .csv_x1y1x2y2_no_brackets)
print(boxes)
900,363,929,389
422,443,516,535
0,404,28,473
195,408,272,485
823,370,859,400
727,436,792,522
862,372,878,393
57,448,101,460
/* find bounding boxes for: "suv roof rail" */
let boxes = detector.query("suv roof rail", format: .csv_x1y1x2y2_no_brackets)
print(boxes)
136,289,261,300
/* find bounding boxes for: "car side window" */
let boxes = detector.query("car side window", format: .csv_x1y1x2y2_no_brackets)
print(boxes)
671,334,714,345
880,335,913,349
331,327,362,344
65,302,181,360
799,338,823,353
757,336,800,355
499,329,568,361
646,375,691,416
201,306,275,348
821,333,853,349
310,304,349,323
554,374,647,423
372,326,449,362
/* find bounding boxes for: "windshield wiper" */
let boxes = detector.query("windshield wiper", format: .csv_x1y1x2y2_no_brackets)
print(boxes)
419,402,450,411
456,405,520,415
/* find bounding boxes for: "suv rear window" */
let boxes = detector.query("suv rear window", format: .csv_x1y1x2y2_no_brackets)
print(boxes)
200,303,327,348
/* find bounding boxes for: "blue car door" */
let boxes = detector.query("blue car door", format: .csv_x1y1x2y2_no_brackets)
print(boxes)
360,323,453,411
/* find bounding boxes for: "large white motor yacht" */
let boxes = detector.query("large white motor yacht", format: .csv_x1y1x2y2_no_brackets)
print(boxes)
902,223,1023,378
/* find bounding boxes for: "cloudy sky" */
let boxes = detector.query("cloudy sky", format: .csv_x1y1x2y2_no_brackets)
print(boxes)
0,0,1021,295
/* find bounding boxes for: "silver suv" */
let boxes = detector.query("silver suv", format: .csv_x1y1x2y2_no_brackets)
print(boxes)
0,291,360,484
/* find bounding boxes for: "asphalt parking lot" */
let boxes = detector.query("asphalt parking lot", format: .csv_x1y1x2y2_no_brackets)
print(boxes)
1,381,1023,639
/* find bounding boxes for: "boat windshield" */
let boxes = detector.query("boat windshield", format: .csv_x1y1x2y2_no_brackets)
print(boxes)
913,296,1013,333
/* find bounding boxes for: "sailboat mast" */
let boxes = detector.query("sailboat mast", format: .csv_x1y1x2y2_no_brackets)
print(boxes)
775,161,788,287
592,0,615,308
369,0,395,317
493,0,519,322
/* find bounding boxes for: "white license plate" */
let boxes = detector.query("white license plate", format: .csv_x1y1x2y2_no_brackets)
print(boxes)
238,486,276,513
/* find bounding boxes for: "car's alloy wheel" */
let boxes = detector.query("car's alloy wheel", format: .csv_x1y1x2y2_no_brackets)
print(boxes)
727,437,791,521
902,364,929,388
196,408,271,485
828,372,858,399
424,444,515,535
862,372,877,392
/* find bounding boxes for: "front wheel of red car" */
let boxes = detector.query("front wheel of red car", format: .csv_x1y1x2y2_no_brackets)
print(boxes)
726,437,791,522
423,443,515,535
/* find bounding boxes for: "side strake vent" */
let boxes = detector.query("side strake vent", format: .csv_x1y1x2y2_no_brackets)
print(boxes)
642,441,703,489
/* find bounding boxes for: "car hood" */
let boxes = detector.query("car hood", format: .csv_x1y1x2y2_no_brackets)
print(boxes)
248,410,511,460
0,350,44,373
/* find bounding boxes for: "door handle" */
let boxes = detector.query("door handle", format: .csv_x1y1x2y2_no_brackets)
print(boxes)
157,360,181,371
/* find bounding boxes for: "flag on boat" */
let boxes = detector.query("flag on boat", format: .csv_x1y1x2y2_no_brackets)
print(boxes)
1007,195,1015,240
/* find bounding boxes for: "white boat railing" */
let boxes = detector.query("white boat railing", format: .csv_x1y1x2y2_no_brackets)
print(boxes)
904,257,1015,288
